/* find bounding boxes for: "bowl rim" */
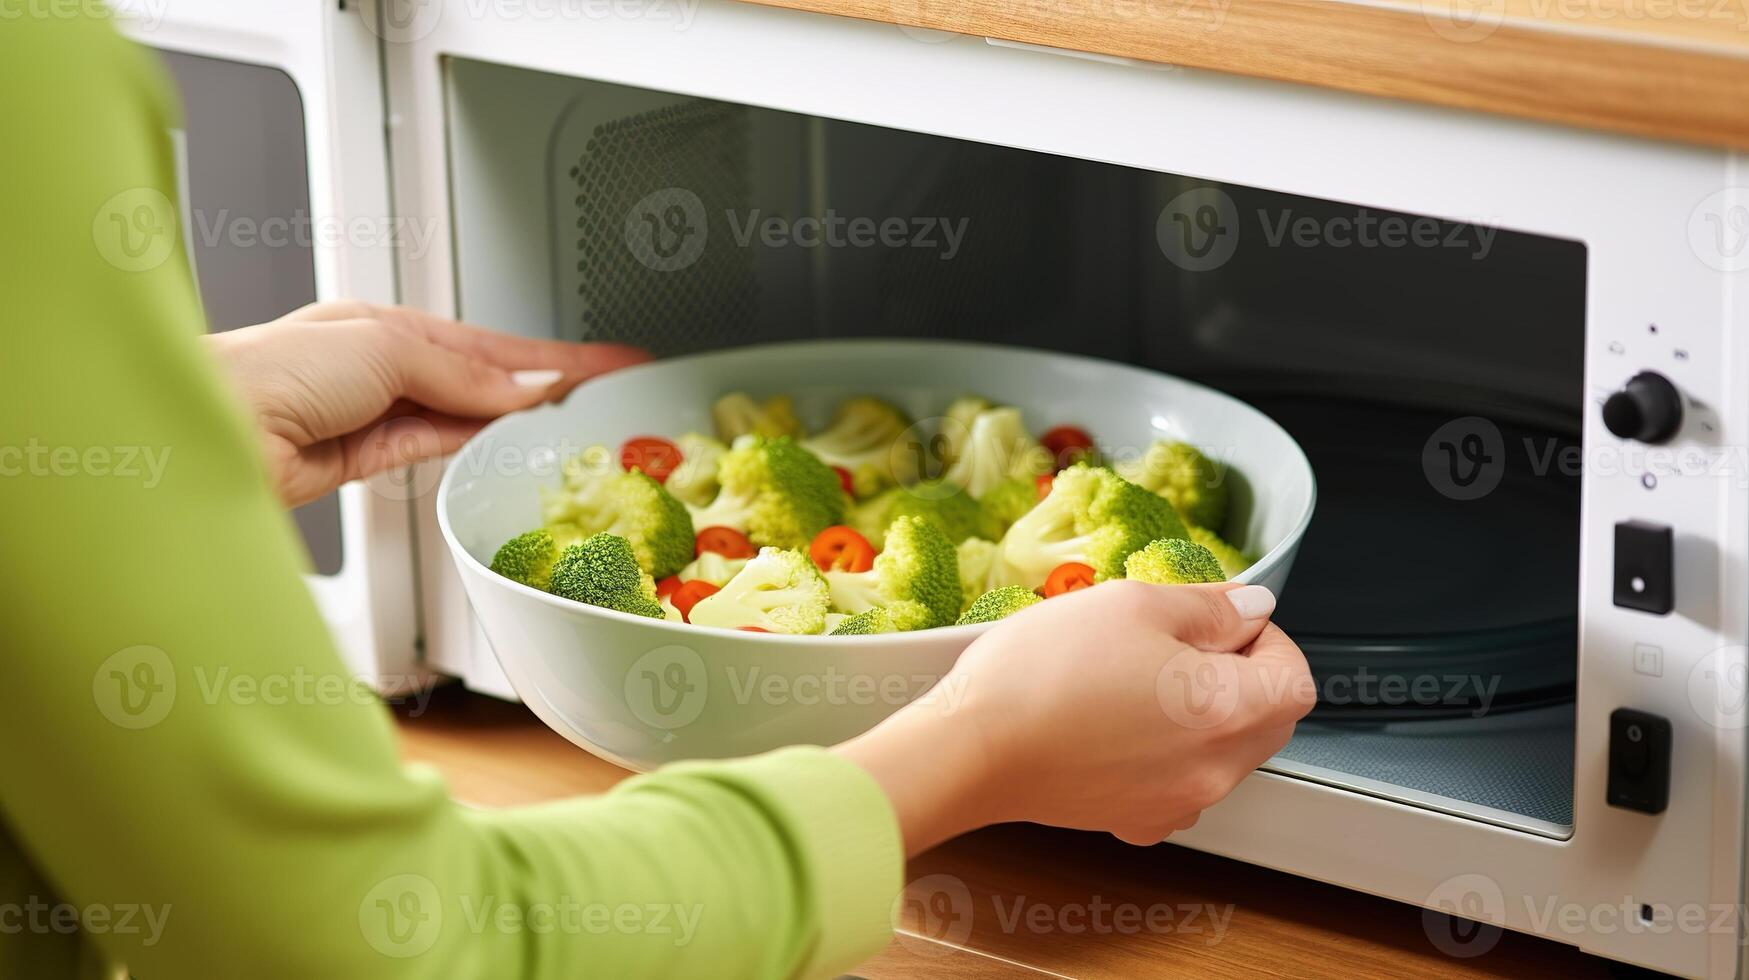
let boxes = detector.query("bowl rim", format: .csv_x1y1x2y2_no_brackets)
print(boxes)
435,337,1318,645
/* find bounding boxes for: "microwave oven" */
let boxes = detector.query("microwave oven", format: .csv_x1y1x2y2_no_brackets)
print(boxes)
131,1,1747,975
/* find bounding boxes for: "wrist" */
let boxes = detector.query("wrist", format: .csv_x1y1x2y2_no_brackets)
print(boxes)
833,680,1004,856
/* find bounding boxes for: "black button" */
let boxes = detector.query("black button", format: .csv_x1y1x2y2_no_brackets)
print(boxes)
1614,521,1673,615
1607,708,1671,814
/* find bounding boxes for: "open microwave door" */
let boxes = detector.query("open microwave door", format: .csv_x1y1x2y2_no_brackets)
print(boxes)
120,1,425,693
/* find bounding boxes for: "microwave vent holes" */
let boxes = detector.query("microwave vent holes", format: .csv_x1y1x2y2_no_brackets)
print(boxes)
568,100,757,355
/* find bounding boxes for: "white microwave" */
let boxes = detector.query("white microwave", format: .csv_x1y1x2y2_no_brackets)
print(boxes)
132,2,1748,975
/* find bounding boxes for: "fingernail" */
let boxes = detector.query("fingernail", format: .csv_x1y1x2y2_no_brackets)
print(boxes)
1226,585,1275,621
512,369,564,388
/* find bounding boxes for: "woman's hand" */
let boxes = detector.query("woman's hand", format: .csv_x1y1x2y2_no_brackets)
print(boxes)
206,302,649,507
836,580,1315,854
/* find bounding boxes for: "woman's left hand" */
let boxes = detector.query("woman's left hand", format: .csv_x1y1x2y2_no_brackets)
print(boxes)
206,301,649,508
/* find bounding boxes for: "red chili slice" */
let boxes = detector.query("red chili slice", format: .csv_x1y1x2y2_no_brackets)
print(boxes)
737,626,771,633
831,465,856,497
1040,425,1096,471
655,575,683,601
1042,562,1097,597
695,526,756,559
671,580,720,622
1035,473,1055,500
619,436,682,483
809,526,876,573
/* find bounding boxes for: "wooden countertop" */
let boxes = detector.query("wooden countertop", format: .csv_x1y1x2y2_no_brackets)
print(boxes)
734,0,1749,151
393,685,1623,978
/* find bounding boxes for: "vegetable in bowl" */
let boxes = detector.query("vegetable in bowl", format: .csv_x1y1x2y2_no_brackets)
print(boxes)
484,392,1260,635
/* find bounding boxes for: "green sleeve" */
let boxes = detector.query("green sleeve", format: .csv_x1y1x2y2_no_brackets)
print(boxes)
0,17,901,979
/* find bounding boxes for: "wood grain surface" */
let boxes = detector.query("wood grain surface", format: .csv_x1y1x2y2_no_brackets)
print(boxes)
730,0,1749,151
393,685,1626,978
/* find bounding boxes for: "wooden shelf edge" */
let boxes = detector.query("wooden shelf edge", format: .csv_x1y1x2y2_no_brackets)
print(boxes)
733,0,1749,151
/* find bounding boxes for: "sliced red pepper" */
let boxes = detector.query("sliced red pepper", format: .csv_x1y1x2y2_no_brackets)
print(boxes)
1040,425,1096,471
831,465,856,497
1035,473,1055,500
1042,561,1097,597
695,526,756,559
671,580,720,622
737,626,771,633
619,436,683,483
655,575,683,601
809,525,876,573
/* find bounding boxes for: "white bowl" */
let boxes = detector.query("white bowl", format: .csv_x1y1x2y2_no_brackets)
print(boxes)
438,340,1316,770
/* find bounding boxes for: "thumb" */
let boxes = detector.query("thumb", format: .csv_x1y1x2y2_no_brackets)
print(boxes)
1134,581,1275,653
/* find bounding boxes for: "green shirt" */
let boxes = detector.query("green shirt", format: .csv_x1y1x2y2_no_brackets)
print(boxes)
0,16,900,978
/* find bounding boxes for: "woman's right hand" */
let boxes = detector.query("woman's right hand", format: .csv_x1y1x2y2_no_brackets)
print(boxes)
836,580,1315,853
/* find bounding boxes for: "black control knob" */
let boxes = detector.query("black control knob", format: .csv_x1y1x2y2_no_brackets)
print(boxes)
1602,372,1683,444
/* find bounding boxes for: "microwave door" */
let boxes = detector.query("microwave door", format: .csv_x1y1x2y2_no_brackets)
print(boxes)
125,4,423,694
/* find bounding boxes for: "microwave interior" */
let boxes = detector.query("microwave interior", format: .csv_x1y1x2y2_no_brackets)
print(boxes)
445,58,1587,839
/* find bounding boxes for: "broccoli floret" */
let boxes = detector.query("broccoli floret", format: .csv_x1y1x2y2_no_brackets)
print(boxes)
1190,526,1254,578
989,463,1188,590
1124,537,1227,584
677,550,749,586
712,392,803,442
688,547,832,634
955,537,999,613
801,396,917,496
825,516,961,631
543,453,695,578
686,436,847,550
489,529,562,591
830,607,897,635
850,481,1000,550
545,522,586,551
942,406,1052,498
978,477,1038,538
937,394,993,468
547,534,665,619
1116,441,1229,531
956,585,1042,625
664,432,728,508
